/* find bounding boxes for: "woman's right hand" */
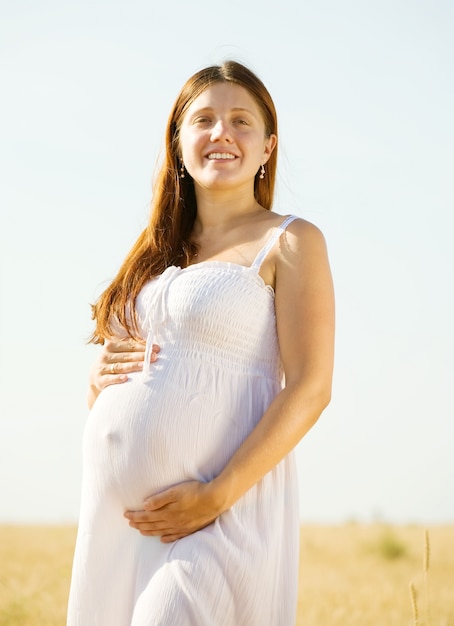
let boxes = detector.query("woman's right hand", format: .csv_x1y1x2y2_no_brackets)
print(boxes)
88,338,160,408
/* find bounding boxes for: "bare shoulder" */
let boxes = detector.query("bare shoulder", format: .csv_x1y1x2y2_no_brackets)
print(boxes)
276,216,329,270
284,215,326,240
256,213,330,289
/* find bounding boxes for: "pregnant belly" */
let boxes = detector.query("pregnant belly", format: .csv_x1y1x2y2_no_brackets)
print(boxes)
82,367,241,509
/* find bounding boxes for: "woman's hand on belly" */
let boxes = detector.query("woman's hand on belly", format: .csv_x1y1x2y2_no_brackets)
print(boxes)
88,338,160,408
124,480,224,543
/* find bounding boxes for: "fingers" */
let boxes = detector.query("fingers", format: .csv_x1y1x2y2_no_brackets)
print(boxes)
93,364,128,391
124,506,180,529
102,359,143,378
104,339,160,366
104,338,161,355
143,490,176,511
123,481,217,541
123,510,194,541
160,533,186,543
104,338,146,354
102,339,160,377
89,340,161,394
124,509,212,542
103,338,145,364
124,511,173,537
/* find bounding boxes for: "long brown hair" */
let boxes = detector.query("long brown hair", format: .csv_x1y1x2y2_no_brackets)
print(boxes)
90,60,279,343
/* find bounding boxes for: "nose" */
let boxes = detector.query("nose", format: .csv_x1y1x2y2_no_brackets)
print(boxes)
210,119,232,142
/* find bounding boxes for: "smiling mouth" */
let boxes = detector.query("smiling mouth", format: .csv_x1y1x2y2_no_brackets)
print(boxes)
207,152,236,160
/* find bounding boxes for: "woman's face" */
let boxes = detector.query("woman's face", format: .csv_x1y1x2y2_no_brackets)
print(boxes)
178,82,276,193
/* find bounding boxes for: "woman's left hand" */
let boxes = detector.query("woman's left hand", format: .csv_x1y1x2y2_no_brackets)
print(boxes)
124,481,224,543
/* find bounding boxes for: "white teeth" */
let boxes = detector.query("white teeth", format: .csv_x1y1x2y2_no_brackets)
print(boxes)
207,153,235,160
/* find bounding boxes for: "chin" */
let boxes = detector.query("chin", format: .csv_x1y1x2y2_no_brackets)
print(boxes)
197,174,246,190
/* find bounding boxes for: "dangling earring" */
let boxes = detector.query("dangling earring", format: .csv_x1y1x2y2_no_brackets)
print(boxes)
180,162,185,179
259,164,265,179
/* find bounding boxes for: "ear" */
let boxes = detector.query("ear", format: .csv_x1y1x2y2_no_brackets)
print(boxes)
262,134,277,164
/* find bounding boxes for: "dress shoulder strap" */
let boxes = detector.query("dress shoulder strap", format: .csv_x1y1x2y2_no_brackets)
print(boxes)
251,215,299,270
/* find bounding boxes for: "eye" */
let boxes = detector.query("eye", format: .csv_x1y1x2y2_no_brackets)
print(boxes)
193,116,211,125
233,118,249,126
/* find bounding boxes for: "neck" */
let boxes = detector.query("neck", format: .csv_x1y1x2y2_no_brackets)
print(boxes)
193,187,262,234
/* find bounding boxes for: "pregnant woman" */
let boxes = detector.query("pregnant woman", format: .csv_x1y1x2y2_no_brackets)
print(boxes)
67,60,335,626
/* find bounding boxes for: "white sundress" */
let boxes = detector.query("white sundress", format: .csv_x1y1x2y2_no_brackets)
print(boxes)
67,214,300,626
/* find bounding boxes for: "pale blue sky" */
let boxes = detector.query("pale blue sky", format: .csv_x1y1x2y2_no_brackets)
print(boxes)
0,0,453,524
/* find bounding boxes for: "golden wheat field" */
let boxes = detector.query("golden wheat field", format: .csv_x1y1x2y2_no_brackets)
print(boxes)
0,524,452,626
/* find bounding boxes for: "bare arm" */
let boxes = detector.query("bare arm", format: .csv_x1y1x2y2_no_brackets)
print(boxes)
125,220,335,541
211,220,334,507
